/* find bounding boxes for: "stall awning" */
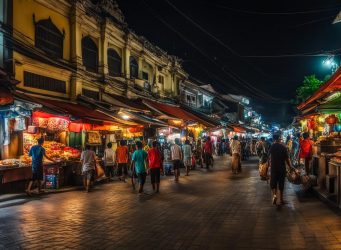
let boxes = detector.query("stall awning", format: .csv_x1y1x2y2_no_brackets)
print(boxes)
0,86,13,105
16,94,123,125
231,124,246,133
143,100,218,127
298,67,341,110
102,93,150,112
121,110,168,127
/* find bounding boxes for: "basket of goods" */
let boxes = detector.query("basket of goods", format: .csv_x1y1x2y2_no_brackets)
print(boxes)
259,162,269,181
286,166,301,185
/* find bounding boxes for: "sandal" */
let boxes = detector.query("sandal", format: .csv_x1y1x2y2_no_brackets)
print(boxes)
272,196,277,205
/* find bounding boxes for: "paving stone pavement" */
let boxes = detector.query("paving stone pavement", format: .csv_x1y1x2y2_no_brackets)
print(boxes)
1,156,341,250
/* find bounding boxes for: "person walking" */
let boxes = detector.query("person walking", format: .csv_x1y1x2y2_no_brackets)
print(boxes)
147,141,163,193
195,139,203,168
116,140,129,182
103,142,115,182
182,139,192,176
230,135,241,174
268,134,292,206
80,145,97,192
299,132,314,175
26,138,55,196
203,136,213,169
131,141,148,194
171,138,182,182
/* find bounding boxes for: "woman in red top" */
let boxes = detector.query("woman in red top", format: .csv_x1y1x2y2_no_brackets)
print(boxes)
148,141,163,193
299,132,314,175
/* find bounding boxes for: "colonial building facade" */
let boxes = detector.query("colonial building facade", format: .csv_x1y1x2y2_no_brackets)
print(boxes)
8,0,187,103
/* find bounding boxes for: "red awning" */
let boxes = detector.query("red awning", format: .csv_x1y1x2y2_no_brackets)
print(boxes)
0,87,13,105
298,67,341,110
32,97,121,125
143,100,216,127
231,125,246,133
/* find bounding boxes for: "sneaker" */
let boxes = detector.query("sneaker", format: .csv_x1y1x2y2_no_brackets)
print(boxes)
272,196,277,205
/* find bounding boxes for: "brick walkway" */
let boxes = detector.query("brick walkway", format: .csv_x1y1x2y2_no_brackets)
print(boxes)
1,156,341,250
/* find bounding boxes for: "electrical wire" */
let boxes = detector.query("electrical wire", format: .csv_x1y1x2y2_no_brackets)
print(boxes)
216,4,341,15
292,14,337,28
163,0,269,78
141,1,285,102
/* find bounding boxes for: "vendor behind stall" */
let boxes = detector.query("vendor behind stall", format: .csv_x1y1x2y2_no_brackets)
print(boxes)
299,132,314,175
26,138,55,196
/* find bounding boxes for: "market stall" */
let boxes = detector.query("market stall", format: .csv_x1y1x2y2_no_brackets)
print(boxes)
297,68,341,207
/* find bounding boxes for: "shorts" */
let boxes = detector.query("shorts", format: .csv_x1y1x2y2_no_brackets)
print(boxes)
32,171,43,181
83,169,95,180
150,168,160,184
184,157,191,167
117,163,128,176
270,172,285,191
137,172,147,185
173,159,181,170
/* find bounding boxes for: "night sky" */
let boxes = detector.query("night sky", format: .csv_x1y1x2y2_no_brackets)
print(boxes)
116,0,341,125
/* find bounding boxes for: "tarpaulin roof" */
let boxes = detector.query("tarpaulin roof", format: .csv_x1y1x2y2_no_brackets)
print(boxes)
230,124,246,133
121,111,168,127
102,93,150,112
0,86,13,106
16,94,122,125
143,100,218,127
298,67,341,111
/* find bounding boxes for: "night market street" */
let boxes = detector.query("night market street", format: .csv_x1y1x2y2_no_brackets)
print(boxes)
1,156,341,250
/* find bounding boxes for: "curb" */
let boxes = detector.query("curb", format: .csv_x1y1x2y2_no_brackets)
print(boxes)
311,187,341,215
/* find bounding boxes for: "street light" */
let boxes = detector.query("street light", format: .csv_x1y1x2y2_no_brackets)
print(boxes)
323,55,339,74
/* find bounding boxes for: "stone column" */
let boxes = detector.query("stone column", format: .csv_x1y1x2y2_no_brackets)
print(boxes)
70,2,83,66
138,56,143,79
124,46,130,78
99,21,108,75
70,74,82,101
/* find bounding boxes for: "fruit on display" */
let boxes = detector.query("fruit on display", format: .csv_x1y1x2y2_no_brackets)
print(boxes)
21,141,81,165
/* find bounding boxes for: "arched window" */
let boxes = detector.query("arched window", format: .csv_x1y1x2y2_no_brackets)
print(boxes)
82,36,98,73
35,17,64,58
107,49,121,76
129,56,138,78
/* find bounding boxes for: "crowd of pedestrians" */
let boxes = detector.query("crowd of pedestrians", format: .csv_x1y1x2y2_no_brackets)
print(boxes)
78,136,237,194
26,132,315,200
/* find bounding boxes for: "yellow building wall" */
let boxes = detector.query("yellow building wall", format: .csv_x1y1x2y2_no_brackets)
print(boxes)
14,52,72,98
13,0,71,60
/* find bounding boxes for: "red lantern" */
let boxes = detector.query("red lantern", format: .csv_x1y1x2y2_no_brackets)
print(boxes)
307,120,316,129
325,114,339,125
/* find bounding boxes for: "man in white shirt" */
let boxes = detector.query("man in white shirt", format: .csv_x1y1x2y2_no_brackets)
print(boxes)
103,142,116,181
171,138,182,182
81,145,97,192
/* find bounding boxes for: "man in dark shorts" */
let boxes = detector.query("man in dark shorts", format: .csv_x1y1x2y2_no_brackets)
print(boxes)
26,138,55,195
131,141,148,194
148,141,163,193
116,140,129,182
268,134,292,206
171,138,182,182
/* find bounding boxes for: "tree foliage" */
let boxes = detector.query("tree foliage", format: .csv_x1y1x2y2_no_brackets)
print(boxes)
296,75,323,102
